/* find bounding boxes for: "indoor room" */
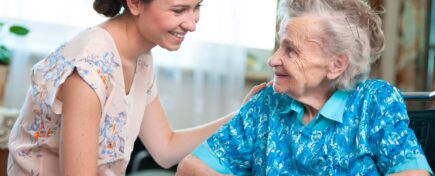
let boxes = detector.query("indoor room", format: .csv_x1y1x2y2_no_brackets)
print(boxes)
0,0,434,175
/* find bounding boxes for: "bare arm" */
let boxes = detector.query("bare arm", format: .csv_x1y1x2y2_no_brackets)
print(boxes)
389,170,430,176
176,154,231,176
59,71,101,176
140,83,267,168
139,97,235,168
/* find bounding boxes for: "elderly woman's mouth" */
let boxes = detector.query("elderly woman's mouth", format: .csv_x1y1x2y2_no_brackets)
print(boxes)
274,72,288,77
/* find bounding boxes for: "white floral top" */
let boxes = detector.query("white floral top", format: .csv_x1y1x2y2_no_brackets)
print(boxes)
7,26,158,176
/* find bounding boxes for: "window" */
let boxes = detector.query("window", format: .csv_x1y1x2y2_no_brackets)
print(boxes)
0,0,277,50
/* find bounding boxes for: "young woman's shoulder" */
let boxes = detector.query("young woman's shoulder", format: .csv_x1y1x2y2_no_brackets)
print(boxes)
62,26,117,58
29,27,120,110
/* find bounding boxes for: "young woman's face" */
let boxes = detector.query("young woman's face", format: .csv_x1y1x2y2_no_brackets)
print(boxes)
268,17,332,98
137,0,202,51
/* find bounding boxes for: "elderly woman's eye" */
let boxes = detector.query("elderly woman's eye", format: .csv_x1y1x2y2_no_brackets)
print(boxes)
287,47,296,56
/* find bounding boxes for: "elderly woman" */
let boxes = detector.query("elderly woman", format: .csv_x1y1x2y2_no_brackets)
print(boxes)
176,0,433,175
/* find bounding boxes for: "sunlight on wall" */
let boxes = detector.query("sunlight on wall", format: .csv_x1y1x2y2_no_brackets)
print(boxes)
0,0,106,27
193,0,277,50
0,0,277,127
0,0,277,50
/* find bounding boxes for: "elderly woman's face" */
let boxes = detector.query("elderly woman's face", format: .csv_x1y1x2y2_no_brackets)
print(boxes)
268,17,333,97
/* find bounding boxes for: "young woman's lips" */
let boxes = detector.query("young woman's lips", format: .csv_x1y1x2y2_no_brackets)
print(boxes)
169,31,185,43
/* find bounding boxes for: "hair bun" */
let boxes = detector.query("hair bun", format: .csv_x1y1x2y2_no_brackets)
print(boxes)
93,0,123,17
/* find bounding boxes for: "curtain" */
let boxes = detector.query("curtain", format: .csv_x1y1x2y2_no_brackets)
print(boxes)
0,0,277,129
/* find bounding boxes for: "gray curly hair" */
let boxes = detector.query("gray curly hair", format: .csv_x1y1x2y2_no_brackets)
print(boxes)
278,0,385,90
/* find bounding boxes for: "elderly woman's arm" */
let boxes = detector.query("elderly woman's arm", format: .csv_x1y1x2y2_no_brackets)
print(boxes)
176,154,231,176
366,82,433,175
175,87,271,175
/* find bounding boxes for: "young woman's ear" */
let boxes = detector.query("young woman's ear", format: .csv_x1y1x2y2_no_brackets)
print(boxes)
327,55,349,80
126,0,143,16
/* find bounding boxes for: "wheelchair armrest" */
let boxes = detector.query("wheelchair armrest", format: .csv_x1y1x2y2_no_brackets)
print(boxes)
402,91,435,100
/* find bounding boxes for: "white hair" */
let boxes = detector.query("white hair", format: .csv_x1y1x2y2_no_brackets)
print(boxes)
278,0,385,90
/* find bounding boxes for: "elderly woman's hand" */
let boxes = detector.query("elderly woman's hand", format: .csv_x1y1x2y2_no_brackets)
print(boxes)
176,154,233,176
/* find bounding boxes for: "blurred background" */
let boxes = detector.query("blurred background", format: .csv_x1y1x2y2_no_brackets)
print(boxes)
0,0,434,175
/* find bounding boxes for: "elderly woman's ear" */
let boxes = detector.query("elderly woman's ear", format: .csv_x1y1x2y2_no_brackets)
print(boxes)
327,55,349,80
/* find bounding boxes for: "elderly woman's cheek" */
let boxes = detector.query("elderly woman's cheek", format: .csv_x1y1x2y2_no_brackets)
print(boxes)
292,59,309,81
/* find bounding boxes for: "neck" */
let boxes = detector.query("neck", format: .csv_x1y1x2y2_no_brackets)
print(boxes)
302,105,318,125
294,82,336,125
300,92,330,125
296,85,335,111
102,13,153,63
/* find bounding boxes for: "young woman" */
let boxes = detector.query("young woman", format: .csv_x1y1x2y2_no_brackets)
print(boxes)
7,0,265,175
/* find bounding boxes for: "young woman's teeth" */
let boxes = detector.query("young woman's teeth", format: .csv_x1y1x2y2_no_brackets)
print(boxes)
170,32,184,38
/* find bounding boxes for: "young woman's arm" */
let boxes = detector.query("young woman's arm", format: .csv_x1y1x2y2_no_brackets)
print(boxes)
59,71,101,176
139,83,267,168
176,154,230,176
390,170,430,176
139,96,234,168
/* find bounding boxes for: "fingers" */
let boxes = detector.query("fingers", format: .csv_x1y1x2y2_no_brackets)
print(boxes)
241,82,269,106
266,80,273,86
250,82,267,94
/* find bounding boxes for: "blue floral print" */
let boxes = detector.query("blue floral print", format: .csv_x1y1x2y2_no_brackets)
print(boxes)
206,80,432,175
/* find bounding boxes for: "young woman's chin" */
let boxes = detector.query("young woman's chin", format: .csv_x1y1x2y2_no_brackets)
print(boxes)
160,43,181,51
161,33,184,51
163,46,180,51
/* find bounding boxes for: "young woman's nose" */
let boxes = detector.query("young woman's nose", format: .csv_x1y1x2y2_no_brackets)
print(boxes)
181,11,199,32
181,21,196,32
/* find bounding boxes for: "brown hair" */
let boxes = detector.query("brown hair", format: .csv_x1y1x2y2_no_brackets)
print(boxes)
93,0,152,17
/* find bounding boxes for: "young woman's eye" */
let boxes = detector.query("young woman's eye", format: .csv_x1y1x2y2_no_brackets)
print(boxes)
172,8,185,14
195,4,203,10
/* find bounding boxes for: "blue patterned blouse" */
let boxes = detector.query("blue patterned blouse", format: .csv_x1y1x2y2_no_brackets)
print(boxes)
193,80,433,175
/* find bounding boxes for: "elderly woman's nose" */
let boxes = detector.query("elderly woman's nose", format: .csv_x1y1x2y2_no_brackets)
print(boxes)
268,52,282,67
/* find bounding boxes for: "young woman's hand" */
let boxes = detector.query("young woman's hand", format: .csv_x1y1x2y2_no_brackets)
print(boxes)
176,154,233,176
241,81,271,106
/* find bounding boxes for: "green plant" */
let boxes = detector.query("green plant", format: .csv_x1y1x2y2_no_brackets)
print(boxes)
0,22,30,65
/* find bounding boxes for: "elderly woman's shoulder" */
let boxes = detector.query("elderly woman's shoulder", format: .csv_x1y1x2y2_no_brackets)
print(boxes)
248,85,291,104
266,86,292,99
357,79,395,89
256,85,281,96
354,79,403,100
